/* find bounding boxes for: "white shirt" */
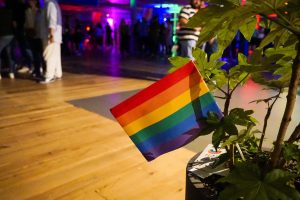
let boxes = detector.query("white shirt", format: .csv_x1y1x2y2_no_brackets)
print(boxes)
45,0,62,44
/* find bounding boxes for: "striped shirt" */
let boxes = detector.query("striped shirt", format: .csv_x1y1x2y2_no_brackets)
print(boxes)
177,5,200,41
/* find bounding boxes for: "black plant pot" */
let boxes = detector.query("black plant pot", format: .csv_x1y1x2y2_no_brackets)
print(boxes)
295,177,300,192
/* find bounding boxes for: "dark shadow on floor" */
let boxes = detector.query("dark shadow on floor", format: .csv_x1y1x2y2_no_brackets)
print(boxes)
67,89,205,153
68,89,140,121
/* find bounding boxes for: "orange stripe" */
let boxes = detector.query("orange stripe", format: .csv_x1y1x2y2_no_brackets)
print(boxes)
116,71,202,126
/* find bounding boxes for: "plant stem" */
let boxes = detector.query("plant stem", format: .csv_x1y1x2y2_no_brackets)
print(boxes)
288,122,300,143
259,91,281,150
224,77,231,116
229,144,235,168
271,37,300,168
224,93,231,116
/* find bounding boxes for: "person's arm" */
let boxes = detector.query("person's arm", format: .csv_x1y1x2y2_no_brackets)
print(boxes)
179,18,189,26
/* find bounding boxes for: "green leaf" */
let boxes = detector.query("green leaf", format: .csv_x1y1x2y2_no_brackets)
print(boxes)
212,126,225,150
168,56,190,73
238,53,248,65
218,163,300,200
223,118,239,135
221,135,238,147
265,45,297,59
239,17,257,41
228,108,255,126
193,48,208,73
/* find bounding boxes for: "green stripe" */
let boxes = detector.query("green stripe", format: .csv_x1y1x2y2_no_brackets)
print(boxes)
130,92,215,144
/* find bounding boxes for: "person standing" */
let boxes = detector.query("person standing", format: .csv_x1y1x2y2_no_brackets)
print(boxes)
119,18,130,58
177,0,202,59
40,0,62,84
25,0,46,79
0,1,15,79
105,22,113,47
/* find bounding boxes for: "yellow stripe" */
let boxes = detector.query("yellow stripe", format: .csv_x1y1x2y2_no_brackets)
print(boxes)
123,82,209,136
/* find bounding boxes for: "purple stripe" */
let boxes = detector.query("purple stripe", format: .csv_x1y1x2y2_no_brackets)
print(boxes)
142,128,204,161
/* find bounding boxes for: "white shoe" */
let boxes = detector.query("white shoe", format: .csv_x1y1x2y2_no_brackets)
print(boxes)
0,74,2,80
17,67,30,73
39,77,55,84
9,73,15,79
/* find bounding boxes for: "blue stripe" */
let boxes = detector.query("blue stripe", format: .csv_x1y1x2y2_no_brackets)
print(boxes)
136,101,221,153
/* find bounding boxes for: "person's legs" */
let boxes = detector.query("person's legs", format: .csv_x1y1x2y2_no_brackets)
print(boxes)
43,43,56,81
31,39,44,77
54,44,62,79
0,36,14,79
5,42,15,77
180,40,196,59
186,40,196,60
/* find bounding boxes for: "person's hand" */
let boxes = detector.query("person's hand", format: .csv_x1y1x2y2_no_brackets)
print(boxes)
48,35,54,44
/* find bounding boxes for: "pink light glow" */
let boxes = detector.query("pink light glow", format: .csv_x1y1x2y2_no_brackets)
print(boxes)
107,0,129,4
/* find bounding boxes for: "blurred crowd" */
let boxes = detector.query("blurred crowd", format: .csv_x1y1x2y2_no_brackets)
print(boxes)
0,0,270,81
61,16,174,59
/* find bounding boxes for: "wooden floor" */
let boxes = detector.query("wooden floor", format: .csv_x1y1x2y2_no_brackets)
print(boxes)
0,73,195,200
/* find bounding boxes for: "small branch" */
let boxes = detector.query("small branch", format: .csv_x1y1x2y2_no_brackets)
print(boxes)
259,90,282,150
229,73,250,96
223,76,231,116
215,95,227,99
288,122,300,143
206,76,227,95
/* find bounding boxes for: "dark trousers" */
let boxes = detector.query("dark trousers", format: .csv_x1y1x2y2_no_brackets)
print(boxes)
0,35,14,73
29,38,45,77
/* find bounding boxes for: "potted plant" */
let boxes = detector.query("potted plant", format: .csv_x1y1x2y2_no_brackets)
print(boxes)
169,0,300,199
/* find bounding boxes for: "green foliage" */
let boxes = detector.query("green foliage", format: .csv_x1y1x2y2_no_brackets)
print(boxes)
203,109,257,150
283,143,300,171
168,56,190,73
218,163,300,200
193,48,225,77
227,108,257,126
221,127,260,155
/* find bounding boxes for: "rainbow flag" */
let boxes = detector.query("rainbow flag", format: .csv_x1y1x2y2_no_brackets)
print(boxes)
110,61,223,161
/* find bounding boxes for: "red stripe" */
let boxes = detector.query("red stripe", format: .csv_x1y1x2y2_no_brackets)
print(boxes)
110,61,196,118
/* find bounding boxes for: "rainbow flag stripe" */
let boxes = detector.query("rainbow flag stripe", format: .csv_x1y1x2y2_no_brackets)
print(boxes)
110,61,223,161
